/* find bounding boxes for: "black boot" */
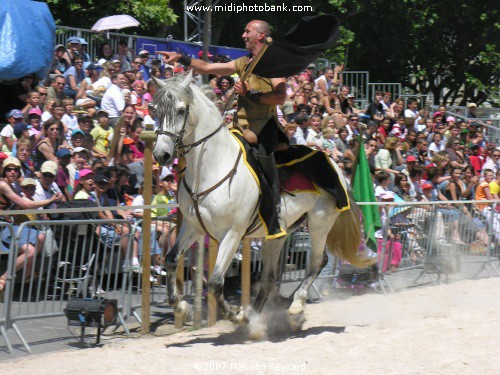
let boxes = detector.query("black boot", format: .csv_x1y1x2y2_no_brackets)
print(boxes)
256,153,286,239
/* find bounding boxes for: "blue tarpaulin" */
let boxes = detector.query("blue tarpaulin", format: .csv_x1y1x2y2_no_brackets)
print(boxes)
0,0,55,80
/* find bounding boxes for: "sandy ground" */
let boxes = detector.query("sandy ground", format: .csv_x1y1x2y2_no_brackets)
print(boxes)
2,277,499,375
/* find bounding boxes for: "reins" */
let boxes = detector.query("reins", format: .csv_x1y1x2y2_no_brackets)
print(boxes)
182,149,243,240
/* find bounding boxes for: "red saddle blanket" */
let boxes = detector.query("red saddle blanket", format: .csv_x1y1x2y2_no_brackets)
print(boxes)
281,169,318,194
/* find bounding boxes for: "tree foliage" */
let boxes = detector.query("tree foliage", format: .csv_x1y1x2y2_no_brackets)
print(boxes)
342,0,499,105
44,0,177,35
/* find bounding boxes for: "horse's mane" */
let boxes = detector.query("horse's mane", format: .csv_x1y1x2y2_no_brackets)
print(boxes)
154,75,222,129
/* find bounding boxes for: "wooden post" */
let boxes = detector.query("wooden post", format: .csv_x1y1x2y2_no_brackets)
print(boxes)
193,237,204,328
240,238,251,307
139,124,156,334
207,238,218,326
174,157,186,329
174,254,184,329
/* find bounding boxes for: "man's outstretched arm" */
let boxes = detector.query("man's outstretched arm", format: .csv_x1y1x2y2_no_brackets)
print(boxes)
158,51,236,76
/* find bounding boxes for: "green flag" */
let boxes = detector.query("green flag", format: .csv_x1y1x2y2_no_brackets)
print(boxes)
352,136,381,249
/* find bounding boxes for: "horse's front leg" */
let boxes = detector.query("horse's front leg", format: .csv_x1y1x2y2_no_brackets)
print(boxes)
165,221,200,322
208,230,248,325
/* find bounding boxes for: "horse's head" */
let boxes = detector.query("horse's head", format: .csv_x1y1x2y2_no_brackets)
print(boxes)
153,71,193,165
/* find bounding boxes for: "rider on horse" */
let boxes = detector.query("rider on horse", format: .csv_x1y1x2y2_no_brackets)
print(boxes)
160,20,287,238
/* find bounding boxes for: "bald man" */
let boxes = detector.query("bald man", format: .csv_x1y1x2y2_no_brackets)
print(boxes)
160,20,287,238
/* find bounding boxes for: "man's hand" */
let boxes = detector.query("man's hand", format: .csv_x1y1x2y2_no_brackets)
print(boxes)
51,193,64,203
234,80,249,97
157,51,181,65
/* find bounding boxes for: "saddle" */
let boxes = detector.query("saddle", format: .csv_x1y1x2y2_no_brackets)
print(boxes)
230,130,350,237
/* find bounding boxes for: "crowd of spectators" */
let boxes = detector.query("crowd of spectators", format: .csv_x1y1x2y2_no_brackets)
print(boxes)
0,37,498,297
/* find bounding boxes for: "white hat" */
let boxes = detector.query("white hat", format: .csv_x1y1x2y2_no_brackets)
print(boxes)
73,146,89,154
41,161,58,175
21,178,37,187
97,58,107,67
2,157,21,169
159,167,173,181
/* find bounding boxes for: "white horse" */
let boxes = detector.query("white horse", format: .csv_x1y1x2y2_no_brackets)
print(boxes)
153,72,370,327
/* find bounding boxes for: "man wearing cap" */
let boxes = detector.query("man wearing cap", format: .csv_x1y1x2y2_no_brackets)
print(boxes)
77,38,91,62
62,36,85,65
139,50,151,65
467,103,477,119
161,20,288,237
130,56,148,81
20,178,38,220
55,148,72,199
50,44,70,75
34,161,66,207
101,73,127,126
2,109,25,154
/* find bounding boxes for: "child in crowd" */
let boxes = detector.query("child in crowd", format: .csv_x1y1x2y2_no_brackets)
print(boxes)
21,91,42,118
69,128,85,149
374,171,391,200
41,99,56,123
90,110,113,161
130,80,150,117
67,146,90,190
61,98,78,139
27,108,43,142
73,169,96,200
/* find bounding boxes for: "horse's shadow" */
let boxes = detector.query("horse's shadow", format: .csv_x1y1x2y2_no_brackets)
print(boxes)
166,319,345,348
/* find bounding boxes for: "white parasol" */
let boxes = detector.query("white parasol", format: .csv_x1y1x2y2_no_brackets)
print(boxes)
91,15,140,37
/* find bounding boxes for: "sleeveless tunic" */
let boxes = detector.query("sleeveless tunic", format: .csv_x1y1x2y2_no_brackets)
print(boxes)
234,56,277,134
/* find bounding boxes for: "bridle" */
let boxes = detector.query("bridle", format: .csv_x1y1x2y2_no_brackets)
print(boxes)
156,105,225,158
155,100,242,240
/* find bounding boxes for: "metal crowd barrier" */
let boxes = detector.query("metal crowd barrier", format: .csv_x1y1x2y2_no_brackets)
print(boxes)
2,200,498,354
270,200,500,297
0,219,133,354
125,216,198,324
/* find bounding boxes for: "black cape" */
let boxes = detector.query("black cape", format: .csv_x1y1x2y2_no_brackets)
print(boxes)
252,14,340,78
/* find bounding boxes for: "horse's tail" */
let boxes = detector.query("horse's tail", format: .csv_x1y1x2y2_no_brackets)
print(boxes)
326,195,375,269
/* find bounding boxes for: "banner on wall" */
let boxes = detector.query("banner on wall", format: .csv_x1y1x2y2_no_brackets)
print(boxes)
136,38,247,61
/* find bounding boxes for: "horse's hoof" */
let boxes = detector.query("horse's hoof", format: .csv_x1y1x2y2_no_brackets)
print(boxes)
174,300,192,322
288,311,305,331
233,306,249,326
288,302,304,316
247,311,266,340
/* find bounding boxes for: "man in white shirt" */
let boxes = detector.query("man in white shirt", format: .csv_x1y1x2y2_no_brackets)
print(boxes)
101,73,126,127
404,98,427,131
34,161,65,208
